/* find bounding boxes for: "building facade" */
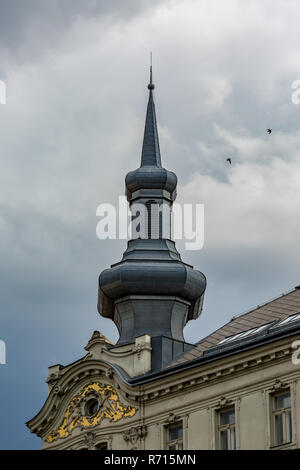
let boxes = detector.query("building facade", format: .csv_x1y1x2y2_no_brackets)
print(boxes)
27,70,300,450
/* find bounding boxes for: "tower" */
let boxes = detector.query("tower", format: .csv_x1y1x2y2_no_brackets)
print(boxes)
98,68,206,370
27,68,208,449
27,69,300,452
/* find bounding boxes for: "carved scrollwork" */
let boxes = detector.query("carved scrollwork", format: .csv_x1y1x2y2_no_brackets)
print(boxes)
270,379,288,392
123,425,148,446
47,373,59,385
166,412,181,424
217,396,232,408
134,344,143,359
47,383,136,443
83,431,96,450
106,368,114,379
53,385,62,396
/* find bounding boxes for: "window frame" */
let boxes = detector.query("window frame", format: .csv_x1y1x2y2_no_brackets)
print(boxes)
271,390,292,447
166,422,183,450
217,407,236,450
95,441,108,450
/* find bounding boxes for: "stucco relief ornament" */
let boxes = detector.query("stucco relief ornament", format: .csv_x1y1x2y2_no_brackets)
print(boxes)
106,367,114,379
123,425,148,446
47,383,136,443
166,412,181,424
271,379,288,392
46,373,59,385
134,344,143,359
84,431,96,450
53,385,62,396
218,396,231,408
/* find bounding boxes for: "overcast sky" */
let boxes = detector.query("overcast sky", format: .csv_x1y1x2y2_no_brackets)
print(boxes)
1,0,300,449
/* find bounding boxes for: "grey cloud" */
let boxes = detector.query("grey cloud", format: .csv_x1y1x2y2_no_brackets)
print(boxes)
0,0,164,62
1,0,300,448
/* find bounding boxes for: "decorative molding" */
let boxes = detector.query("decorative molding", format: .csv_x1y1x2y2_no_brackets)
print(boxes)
84,334,152,378
28,341,294,440
291,381,297,445
209,407,215,450
47,373,59,385
217,396,232,409
235,397,241,450
84,331,113,352
123,425,148,448
183,414,189,450
47,382,136,443
106,368,114,379
84,431,96,450
166,412,181,425
270,379,288,393
134,344,144,360
53,385,62,396
141,345,293,403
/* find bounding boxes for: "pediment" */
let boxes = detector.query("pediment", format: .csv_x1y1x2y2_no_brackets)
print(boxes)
26,359,139,440
47,381,137,443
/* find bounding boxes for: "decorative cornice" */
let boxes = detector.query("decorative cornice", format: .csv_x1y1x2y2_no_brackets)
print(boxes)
140,344,293,402
44,432,113,450
27,339,294,440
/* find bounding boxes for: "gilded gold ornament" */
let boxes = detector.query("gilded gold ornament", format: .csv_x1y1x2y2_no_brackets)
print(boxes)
47,383,136,442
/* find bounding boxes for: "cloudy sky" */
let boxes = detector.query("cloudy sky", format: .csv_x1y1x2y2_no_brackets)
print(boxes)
1,0,300,449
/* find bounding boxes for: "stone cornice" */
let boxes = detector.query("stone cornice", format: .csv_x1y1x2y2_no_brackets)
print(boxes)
27,334,297,440
138,338,294,402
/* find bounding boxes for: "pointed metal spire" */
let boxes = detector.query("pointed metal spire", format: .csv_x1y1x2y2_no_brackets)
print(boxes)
140,56,162,167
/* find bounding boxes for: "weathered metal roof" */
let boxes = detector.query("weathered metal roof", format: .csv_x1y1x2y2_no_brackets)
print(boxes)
169,287,300,366
99,70,206,360
141,85,161,167
125,68,177,201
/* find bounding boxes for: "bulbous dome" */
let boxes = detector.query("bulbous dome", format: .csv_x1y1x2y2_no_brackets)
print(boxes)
125,166,177,201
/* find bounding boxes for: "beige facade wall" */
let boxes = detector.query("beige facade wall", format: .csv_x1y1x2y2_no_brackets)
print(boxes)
239,392,265,449
188,408,211,449
29,334,300,450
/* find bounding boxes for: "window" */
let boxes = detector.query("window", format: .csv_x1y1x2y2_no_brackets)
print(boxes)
166,423,183,450
218,408,236,450
146,200,159,239
85,398,99,417
272,391,292,446
95,442,108,450
276,313,300,326
218,323,271,345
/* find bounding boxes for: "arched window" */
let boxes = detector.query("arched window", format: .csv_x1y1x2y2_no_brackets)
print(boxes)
95,442,108,450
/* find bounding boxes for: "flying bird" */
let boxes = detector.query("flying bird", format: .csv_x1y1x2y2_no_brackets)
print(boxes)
267,129,272,134
226,158,232,165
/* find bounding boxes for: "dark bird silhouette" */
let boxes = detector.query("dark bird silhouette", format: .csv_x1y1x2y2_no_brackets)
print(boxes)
267,129,272,134
226,158,232,165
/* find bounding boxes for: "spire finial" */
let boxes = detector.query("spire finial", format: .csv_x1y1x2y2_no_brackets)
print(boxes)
148,52,155,90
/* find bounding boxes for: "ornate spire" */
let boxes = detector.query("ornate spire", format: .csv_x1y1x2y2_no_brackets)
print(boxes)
140,63,162,168
98,68,206,362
